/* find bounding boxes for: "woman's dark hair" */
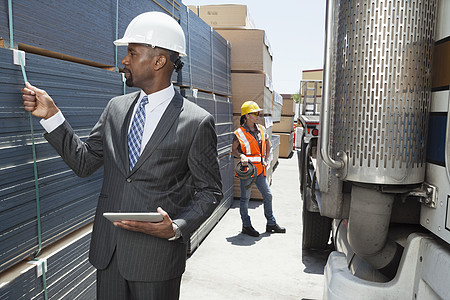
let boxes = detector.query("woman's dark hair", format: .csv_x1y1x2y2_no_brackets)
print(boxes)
240,115,247,126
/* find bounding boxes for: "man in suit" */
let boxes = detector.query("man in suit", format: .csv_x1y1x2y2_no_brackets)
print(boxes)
22,12,222,300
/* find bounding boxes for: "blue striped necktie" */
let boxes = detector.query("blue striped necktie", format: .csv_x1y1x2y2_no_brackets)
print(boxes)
128,96,149,170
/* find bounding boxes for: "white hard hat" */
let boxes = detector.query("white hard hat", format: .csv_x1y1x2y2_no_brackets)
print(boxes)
114,11,186,56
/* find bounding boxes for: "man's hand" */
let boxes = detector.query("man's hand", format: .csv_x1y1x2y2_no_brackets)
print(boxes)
22,82,59,119
113,207,176,239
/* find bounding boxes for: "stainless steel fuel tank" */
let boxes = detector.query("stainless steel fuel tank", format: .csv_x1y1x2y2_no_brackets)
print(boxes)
327,0,438,184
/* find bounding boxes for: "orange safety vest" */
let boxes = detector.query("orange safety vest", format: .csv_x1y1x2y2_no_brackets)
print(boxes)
234,124,266,176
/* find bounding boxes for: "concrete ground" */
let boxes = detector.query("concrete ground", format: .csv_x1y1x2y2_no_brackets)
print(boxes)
180,152,331,300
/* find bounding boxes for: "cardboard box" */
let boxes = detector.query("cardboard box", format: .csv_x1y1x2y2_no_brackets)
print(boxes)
277,132,294,158
280,95,295,116
231,73,273,115
217,29,273,78
302,69,323,81
273,116,294,133
197,4,255,29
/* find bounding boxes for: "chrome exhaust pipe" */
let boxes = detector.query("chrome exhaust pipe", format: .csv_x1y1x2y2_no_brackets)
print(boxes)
347,185,403,279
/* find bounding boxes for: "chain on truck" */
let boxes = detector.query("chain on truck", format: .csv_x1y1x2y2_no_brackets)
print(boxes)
297,0,450,299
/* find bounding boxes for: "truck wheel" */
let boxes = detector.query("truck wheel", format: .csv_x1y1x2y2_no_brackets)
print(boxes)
302,164,332,250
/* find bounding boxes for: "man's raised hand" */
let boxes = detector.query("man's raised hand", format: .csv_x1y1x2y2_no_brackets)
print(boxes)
22,82,59,119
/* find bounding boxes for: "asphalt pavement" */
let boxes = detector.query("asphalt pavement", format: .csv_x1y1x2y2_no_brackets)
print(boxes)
180,152,331,300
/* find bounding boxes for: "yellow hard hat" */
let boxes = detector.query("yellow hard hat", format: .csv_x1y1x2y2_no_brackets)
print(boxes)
241,101,263,116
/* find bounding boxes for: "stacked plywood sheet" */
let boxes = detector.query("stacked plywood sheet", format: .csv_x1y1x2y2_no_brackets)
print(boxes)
0,225,95,300
0,0,234,295
181,89,233,157
0,47,118,273
272,91,283,122
189,154,234,253
271,135,281,171
0,0,183,69
179,8,232,93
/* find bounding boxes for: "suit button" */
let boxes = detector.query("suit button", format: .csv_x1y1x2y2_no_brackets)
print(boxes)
126,178,132,183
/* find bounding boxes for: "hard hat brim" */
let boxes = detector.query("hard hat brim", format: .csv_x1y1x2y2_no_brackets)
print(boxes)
241,108,263,116
113,38,128,46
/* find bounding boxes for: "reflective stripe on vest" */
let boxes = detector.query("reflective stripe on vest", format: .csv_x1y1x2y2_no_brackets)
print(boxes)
234,124,266,176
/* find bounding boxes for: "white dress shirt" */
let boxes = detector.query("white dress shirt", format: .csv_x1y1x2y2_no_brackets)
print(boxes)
41,84,175,155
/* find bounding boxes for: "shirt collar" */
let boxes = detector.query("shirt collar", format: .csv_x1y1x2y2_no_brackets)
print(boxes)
243,123,260,134
138,84,175,111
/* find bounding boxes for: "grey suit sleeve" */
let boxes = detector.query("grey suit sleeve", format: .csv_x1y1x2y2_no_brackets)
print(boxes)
44,102,108,177
174,114,223,243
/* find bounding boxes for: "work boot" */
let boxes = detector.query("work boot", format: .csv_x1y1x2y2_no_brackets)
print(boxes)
266,224,286,233
242,226,260,237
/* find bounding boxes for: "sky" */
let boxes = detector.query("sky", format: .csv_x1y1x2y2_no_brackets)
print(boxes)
182,0,326,94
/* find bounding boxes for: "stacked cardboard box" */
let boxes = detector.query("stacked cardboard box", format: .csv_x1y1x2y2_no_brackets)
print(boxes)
190,5,273,115
280,94,296,116
189,4,256,29
217,29,274,116
192,4,276,200
273,93,295,158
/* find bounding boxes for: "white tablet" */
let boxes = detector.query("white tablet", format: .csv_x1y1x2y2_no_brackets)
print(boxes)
103,212,163,222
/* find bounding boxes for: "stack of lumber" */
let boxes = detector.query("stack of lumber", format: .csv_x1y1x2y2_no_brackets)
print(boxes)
0,225,95,300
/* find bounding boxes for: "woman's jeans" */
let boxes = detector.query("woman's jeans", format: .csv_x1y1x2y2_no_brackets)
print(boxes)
239,173,276,227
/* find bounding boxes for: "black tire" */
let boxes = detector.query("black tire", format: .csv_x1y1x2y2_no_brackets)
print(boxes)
302,196,332,250
301,139,332,250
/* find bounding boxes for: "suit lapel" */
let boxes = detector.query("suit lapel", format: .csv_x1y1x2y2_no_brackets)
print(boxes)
130,91,184,174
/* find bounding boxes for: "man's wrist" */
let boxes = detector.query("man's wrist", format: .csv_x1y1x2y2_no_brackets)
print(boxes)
168,222,182,241
44,107,60,120
40,110,65,133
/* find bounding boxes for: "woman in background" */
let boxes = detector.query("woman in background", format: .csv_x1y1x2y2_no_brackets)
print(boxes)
231,101,286,237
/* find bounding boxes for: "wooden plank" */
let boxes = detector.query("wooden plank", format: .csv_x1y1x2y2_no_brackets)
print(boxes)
18,43,115,70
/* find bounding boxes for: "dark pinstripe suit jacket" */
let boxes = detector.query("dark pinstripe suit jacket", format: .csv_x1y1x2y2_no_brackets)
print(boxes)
44,90,223,282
